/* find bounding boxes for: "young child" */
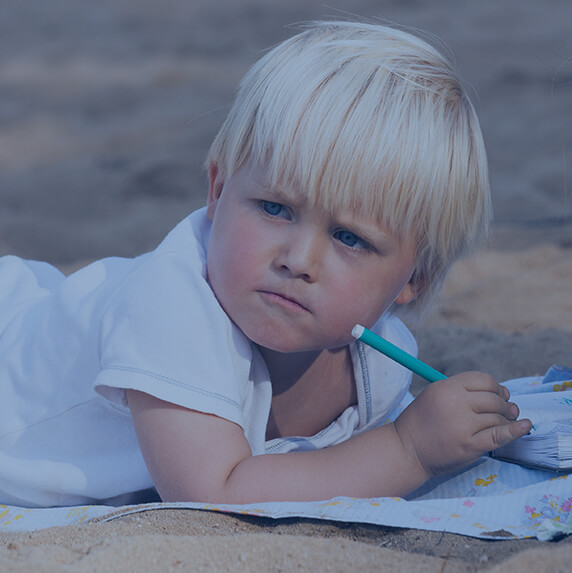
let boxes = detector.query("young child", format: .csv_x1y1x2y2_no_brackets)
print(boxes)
0,21,531,508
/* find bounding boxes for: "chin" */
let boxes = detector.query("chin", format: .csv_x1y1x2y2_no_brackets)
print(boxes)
253,339,309,354
251,332,347,355
238,318,350,353
245,329,311,354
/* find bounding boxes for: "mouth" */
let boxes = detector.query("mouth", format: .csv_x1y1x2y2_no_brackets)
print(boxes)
258,290,311,314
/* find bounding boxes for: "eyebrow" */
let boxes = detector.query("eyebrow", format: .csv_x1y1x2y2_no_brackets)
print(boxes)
258,184,307,208
258,180,399,247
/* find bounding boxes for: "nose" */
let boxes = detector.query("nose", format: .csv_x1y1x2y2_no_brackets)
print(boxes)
273,228,324,282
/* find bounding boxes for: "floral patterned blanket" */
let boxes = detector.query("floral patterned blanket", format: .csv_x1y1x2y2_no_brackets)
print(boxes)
2,368,571,540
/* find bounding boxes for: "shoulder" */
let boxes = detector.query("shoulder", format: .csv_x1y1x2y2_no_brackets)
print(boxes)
155,207,211,266
92,207,211,308
351,314,416,430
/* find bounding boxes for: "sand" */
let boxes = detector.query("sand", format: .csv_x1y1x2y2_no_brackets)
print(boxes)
0,0,571,570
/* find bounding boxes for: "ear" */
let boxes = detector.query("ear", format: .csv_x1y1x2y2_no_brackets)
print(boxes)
393,280,419,306
207,161,224,221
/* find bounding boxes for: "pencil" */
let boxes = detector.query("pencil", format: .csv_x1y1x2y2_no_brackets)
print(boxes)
351,324,447,383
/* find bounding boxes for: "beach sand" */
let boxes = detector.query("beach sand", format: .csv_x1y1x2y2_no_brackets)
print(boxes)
0,0,571,570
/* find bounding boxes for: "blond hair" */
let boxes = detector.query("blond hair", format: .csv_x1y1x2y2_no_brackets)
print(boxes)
207,21,491,318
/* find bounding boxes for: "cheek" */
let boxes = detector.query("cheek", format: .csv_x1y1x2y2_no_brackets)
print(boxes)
326,267,408,325
344,291,389,326
208,220,262,292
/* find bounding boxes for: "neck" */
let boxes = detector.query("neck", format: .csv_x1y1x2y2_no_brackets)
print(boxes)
255,346,323,396
256,344,357,440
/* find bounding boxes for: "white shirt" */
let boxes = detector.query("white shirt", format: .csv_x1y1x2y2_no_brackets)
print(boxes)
0,208,415,507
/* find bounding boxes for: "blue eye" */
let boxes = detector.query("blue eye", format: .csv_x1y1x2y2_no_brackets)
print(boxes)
262,201,285,217
334,229,366,249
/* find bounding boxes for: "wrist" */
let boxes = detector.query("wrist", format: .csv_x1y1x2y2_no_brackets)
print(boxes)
390,419,433,484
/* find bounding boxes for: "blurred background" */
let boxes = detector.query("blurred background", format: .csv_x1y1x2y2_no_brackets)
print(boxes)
1,0,570,266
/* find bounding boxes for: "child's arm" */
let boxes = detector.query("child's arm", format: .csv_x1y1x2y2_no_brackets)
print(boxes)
127,371,531,503
127,388,430,502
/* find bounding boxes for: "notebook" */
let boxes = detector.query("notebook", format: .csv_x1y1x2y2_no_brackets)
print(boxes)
492,365,572,470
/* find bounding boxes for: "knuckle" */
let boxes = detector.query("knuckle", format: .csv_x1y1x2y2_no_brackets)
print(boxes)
507,401,519,419
490,427,505,448
459,371,499,392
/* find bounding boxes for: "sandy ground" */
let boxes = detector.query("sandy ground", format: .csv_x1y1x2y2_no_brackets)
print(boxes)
0,0,571,571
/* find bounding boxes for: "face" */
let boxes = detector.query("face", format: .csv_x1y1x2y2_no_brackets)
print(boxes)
206,163,418,353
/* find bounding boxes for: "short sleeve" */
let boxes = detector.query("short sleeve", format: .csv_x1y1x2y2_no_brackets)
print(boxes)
93,250,254,431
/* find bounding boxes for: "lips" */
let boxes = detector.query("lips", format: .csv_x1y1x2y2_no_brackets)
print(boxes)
258,290,311,314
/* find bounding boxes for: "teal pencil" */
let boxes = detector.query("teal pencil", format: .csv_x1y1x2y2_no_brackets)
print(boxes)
351,324,447,383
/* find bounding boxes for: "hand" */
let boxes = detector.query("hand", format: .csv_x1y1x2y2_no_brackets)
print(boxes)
393,371,532,477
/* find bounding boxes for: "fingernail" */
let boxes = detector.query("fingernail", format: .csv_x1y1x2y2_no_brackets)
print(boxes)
519,420,532,432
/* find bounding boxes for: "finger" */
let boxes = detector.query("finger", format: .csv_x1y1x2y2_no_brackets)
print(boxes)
454,371,502,394
470,393,520,420
499,384,511,401
473,418,533,451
